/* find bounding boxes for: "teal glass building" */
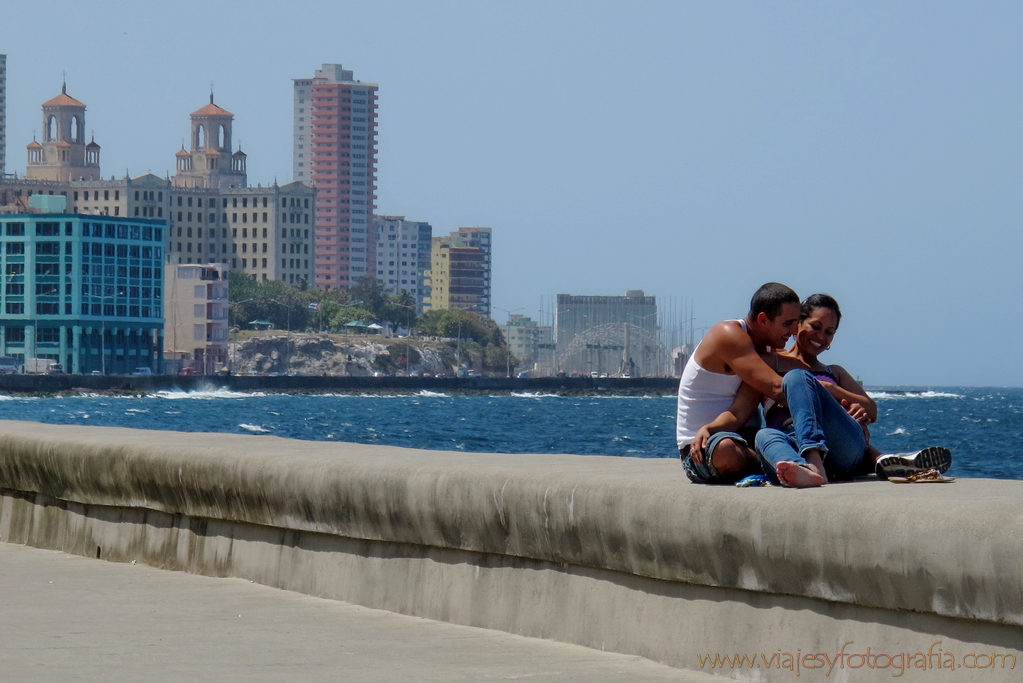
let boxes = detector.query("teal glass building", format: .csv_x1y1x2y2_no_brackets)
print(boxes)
0,210,165,374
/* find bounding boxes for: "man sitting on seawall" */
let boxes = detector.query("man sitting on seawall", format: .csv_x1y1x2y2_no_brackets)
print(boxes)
676,282,802,484
687,293,953,487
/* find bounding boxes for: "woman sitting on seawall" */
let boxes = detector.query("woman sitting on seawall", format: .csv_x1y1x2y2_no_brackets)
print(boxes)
694,294,951,487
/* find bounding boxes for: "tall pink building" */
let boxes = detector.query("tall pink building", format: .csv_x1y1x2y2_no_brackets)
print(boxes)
293,64,378,289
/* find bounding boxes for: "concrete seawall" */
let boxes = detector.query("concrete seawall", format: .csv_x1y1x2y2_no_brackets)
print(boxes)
0,420,1018,680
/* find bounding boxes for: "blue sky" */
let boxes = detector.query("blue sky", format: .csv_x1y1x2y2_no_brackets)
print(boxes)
2,1,1021,386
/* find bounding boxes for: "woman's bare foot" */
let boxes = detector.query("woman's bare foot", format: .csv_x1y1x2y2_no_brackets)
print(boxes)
776,461,824,488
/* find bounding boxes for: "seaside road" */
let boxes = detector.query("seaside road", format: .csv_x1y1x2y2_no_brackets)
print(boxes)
0,543,714,682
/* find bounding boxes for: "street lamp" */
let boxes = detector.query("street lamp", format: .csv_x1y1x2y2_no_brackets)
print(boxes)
389,301,417,376
493,306,523,378
226,298,256,374
95,291,125,375
266,298,294,374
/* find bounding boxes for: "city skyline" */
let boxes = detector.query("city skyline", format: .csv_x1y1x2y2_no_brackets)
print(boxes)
2,1,1021,385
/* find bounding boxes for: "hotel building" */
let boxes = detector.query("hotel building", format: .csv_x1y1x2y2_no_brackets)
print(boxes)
0,88,315,285
294,64,378,288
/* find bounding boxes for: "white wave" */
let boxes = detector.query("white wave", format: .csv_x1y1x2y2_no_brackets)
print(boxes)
417,390,449,398
0,395,18,401
152,387,266,400
511,392,561,398
238,423,271,434
887,427,908,436
868,390,962,400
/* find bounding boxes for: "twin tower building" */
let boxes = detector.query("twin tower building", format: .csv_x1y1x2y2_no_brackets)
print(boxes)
1,84,316,288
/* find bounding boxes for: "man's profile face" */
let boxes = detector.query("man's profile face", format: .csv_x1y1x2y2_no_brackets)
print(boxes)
763,302,801,349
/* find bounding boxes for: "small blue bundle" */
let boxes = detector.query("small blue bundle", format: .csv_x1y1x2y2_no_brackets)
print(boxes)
735,474,769,488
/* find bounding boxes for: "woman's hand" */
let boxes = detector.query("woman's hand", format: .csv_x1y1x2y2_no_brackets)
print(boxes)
841,399,871,425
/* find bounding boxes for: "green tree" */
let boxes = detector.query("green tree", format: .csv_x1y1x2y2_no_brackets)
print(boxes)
383,289,418,334
330,306,376,328
417,309,505,346
227,272,310,331
348,276,389,320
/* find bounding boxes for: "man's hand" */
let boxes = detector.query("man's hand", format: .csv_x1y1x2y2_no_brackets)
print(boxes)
841,399,871,425
690,426,712,464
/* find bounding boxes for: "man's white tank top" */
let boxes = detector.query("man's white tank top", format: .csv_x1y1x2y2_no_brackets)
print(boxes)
675,320,746,448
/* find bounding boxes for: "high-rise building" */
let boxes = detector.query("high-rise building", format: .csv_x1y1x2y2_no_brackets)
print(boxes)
372,215,432,312
0,54,6,176
294,64,378,289
423,227,492,316
0,195,165,374
554,290,662,377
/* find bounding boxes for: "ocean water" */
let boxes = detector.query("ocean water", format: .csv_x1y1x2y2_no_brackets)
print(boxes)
0,386,1018,480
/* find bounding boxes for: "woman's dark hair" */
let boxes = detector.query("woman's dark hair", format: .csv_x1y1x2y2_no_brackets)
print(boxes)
801,293,841,326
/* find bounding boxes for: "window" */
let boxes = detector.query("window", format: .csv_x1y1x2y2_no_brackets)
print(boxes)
5,303,24,315
5,242,24,254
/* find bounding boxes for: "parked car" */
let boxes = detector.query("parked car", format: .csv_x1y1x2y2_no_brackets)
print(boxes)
178,367,197,376
0,355,18,375
131,367,153,376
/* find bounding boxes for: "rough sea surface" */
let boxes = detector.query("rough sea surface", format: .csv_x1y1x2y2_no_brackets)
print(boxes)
0,386,1018,480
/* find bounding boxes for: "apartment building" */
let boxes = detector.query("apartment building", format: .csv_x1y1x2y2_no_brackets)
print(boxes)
294,64,378,288
164,262,228,374
372,215,431,311
423,227,492,315
500,313,551,373
0,54,6,176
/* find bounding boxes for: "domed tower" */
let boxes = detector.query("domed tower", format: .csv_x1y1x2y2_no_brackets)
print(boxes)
26,83,100,181
172,94,247,189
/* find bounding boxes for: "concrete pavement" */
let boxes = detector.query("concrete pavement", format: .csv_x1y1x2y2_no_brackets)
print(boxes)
0,542,712,682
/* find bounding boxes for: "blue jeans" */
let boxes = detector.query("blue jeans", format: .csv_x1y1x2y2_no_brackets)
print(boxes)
680,431,749,484
755,369,865,483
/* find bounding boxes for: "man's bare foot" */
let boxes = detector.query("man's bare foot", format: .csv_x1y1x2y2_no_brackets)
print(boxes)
776,461,824,488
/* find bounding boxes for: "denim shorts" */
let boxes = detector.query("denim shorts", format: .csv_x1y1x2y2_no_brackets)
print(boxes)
680,431,750,485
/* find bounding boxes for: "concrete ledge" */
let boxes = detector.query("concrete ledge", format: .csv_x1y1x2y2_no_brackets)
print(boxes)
0,420,1020,679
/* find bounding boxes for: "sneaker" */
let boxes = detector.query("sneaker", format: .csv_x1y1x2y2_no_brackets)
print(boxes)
875,447,952,480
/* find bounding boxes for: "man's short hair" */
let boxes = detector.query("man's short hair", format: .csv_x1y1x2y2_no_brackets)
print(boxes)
749,282,799,320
